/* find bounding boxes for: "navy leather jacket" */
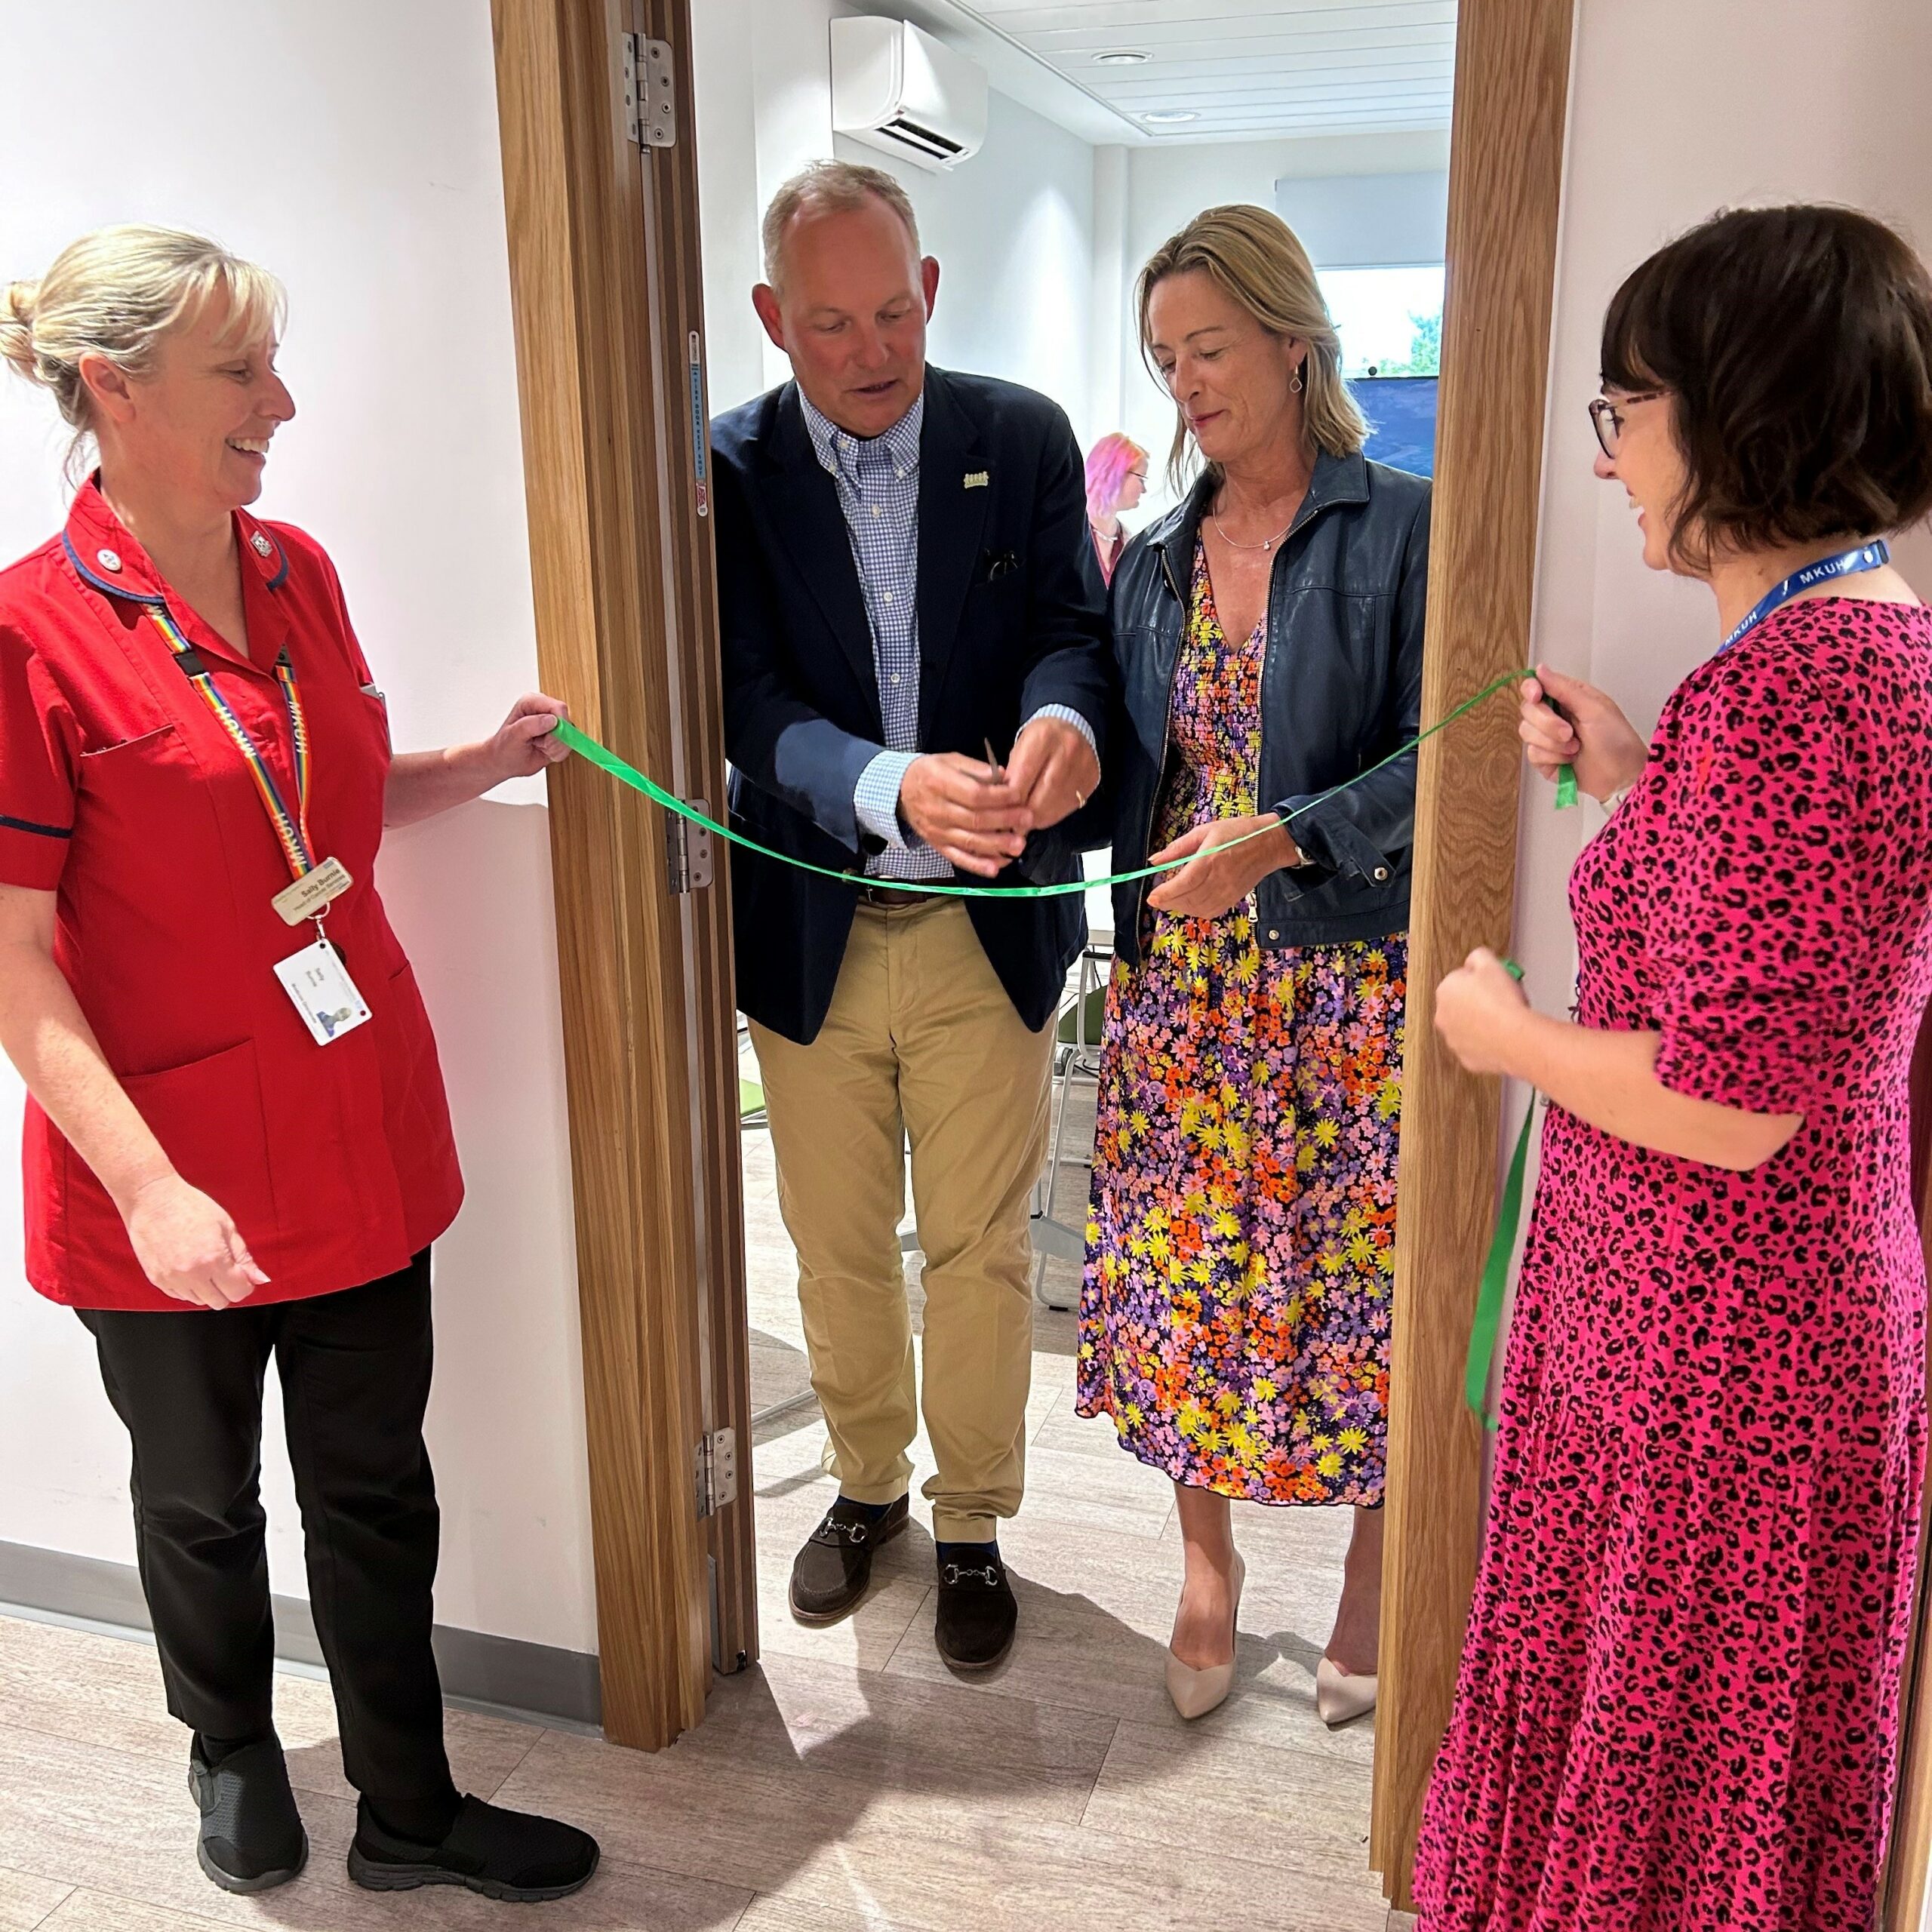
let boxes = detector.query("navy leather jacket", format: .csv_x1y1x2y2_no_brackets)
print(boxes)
1102,450,1431,964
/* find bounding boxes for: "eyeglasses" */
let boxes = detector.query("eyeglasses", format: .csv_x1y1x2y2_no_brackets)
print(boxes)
1588,389,1664,458
1126,468,1147,483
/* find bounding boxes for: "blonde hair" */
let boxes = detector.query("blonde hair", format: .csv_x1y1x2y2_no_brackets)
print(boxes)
2,225,284,478
761,160,921,292
1137,203,1367,492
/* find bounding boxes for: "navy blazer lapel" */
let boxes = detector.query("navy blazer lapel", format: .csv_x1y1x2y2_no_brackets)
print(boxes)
761,386,879,718
915,369,989,740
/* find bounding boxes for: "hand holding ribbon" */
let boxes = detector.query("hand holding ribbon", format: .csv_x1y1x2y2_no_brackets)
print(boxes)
1435,945,1534,1075
1518,665,1648,804
1145,814,1300,919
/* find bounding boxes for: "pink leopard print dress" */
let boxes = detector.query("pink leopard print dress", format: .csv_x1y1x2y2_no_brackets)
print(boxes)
1417,596,1932,1930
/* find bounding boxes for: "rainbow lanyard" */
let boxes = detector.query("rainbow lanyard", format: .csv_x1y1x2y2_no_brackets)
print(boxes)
146,606,318,884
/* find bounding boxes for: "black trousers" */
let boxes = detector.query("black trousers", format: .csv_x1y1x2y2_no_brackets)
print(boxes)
79,1251,457,1812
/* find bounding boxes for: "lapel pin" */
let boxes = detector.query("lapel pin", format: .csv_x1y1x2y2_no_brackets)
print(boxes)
964,470,989,490
96,549,122,572
251,531,274,558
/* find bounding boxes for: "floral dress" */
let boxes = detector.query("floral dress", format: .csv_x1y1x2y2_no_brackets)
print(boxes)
1416,598,1932,1930
1076,546,1405,1506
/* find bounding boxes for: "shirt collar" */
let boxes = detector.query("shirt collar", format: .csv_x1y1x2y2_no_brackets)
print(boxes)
61,475,289,605
799,388,924,482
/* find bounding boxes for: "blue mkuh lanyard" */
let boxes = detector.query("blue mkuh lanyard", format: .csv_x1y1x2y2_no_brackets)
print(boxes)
1718,540,1890,654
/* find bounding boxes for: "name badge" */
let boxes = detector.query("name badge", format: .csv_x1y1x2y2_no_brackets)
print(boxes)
274,938,371,1046
272,856,353,927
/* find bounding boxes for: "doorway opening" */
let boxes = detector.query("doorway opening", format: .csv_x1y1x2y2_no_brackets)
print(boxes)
493,0,1577,1915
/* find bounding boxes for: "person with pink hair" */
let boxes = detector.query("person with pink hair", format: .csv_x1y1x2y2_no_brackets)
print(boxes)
1085,432,1148,583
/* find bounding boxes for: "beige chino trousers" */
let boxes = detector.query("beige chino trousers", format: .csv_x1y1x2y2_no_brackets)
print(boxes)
749,900,1052,1543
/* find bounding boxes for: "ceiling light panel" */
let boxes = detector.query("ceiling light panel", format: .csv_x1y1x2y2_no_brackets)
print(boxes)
949,0,1457,139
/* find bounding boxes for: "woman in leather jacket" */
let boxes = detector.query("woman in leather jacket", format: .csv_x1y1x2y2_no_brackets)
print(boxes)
1075,204,1429,1725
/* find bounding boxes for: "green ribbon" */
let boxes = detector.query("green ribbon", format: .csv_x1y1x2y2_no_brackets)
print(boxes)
1463,956,1535,1432
1544,694,1580,810
552,665,1531,900
556,678,1545,1432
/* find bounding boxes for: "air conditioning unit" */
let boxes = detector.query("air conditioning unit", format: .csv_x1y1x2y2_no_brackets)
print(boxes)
831,17,987,174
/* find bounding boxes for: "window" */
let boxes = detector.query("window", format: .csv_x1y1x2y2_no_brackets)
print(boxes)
1318,264,1444,377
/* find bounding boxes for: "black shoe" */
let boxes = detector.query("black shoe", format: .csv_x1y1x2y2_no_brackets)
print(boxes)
348,1794,600,1903
187,1737,309,1895
934,1544,1018,1672
789,1494,909,1624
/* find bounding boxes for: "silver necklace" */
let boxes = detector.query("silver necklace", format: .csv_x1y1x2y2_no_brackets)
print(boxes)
1211,504,1295,552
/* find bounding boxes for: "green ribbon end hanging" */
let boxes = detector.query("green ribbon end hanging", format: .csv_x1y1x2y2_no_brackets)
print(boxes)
1466,971,1533,1435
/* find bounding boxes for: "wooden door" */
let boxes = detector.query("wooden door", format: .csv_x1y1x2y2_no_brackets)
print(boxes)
1371,0,1577,1907
1880,1012,1932,1927
489,0,755,1751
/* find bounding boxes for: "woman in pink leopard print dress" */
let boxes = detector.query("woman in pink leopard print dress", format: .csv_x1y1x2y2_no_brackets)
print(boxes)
1420,206,1932,1929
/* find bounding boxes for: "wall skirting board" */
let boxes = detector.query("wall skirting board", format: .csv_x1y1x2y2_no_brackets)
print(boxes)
0,1540,603,1730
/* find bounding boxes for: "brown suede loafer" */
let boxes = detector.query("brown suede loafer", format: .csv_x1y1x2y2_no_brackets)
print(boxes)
789,1495,910,1623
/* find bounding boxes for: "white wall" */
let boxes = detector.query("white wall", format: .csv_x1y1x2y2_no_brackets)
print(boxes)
1515,0,1932,1010
1275,170,1449,269
693,0,1100,445
0,2,598,1655
1488,0,1932,1401
1120,130,1453,513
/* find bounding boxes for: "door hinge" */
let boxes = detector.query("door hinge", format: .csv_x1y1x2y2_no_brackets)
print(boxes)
620,33,677,149
663,801,715,896
695,1427,738,1518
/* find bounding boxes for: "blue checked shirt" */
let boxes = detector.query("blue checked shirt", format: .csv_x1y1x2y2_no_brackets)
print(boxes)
799,391,1094,881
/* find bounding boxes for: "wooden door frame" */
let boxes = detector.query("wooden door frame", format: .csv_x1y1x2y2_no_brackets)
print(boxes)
1372,0,1577,1908
485,0,1580,1835
1881,1032,1932,1930
489,0,755,1751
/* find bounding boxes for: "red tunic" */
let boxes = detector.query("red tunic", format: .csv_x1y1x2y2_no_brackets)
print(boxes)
0,481,463,1310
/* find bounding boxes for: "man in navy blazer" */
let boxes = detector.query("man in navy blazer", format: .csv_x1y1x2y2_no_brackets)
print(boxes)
712,161,1109,1672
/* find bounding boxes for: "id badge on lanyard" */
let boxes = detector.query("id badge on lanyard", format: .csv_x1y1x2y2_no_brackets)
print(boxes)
148,608,370,1045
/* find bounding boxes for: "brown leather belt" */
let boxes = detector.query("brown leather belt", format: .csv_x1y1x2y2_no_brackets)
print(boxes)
854,882,947,909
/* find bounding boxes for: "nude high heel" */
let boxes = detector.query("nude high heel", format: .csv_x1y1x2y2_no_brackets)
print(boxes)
1165,1554,1246,1721
1315,1655,1377,1727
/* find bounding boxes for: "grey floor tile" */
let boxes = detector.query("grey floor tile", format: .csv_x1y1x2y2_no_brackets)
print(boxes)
0,1866,71,1931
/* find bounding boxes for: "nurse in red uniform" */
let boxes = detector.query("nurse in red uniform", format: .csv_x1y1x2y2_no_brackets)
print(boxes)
0,226,598,1903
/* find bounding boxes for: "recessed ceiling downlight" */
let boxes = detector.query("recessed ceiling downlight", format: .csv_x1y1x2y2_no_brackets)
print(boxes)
1140,109,1199,124
1093,49,1152,65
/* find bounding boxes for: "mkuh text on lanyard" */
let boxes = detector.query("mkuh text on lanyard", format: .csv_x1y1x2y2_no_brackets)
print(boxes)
147,608,371,1047
1464,537,1894,1428
1719,539,1890,654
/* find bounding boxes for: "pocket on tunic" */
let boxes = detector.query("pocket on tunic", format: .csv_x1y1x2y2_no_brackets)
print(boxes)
125,1039,278,1232
79,723,177,761
75,723,208,848
63,1038,280,1267
358,687,392,754
373,958,456,1160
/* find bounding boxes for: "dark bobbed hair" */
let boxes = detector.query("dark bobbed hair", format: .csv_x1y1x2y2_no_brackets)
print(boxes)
1601,204,1932,572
